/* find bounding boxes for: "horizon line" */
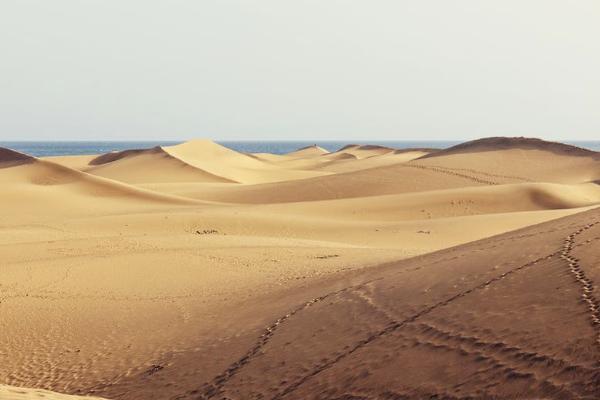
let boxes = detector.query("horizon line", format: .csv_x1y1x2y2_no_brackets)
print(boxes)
1,138,598,143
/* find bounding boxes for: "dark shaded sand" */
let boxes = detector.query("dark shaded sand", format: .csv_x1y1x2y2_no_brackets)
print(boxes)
92,207,600,400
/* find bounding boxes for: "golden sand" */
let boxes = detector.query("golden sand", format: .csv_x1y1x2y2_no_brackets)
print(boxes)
1,138,599,399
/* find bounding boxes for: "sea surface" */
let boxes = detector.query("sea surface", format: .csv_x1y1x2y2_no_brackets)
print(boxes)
0,140,598,157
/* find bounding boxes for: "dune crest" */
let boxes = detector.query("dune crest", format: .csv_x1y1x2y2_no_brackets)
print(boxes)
419,136,598,159
410,137,600,184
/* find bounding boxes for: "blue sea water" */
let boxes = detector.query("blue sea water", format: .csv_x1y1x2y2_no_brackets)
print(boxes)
0,140,598,158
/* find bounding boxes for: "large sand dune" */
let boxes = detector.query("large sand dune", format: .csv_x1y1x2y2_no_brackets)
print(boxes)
155,207,600,400
0,153,201,219
162,140,330,183
413,137,600,184
83,146,236,184
2,137,599,400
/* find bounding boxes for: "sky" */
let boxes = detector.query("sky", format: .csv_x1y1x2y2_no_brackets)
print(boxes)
0,1,599,141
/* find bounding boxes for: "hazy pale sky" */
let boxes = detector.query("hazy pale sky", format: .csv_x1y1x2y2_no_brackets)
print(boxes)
1,1,599,141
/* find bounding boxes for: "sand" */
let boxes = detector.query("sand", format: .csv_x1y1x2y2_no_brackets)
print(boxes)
0,385,106,400
1,137,599,400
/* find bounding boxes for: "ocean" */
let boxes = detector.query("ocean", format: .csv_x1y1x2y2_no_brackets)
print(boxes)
0,140,598,158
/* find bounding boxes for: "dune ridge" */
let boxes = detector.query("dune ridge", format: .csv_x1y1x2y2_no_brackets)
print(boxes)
418,136,599,159
409,138,600,185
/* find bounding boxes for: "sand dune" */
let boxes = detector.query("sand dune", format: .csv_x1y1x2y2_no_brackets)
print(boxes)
258,182,600,221
315,149,437,173
147,161,497,203
334,144,396,159
161,139,329,183
2,137,600,400
0,150,200,218
413,137,600,184
154,208,600,400
259,144,427,174
84,146,236,184
132,139,599,204
420,136,597,158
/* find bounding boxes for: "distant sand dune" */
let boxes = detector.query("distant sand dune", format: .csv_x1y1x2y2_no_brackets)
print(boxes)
85,145,236,184
149,161,501,204
0,151,201,217
258,182,600,221
161,139,330,183
414,137,600,184
418,136,599,158
332,143,396,159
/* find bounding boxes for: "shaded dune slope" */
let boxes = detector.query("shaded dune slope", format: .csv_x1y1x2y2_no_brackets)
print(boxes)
0,147,36,167
0,148,201,211
96,207,600,400
419,137,598,159
260,182,600,221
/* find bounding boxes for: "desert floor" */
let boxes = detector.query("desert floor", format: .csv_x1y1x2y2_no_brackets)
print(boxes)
0,137,599,400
